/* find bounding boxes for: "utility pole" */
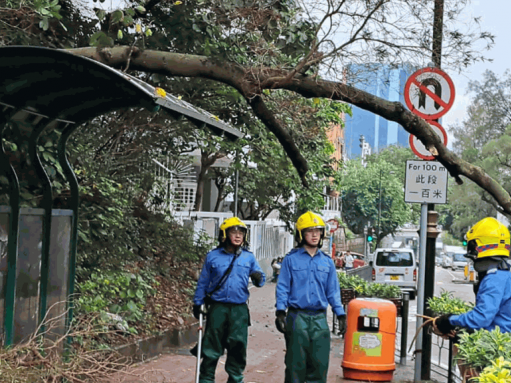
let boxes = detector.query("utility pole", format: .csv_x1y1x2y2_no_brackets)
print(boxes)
420,0,444,379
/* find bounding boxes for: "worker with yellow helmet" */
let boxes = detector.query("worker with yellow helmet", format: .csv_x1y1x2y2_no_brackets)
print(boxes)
275,211,346,383
193,216,265,383
435,217,511,335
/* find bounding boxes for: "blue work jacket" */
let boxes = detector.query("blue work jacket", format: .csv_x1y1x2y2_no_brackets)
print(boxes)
450,268,511,332
193,247,265,305
276,247,345,317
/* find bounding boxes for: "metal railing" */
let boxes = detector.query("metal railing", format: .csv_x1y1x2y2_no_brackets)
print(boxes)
394,303,463,382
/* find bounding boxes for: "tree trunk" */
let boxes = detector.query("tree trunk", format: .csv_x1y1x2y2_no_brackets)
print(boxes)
194,151,225,211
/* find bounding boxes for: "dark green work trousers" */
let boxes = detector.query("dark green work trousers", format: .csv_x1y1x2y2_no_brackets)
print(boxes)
199,302,249,383
284,309,331,383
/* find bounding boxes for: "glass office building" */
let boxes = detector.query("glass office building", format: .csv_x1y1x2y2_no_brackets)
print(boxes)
344,64,416,159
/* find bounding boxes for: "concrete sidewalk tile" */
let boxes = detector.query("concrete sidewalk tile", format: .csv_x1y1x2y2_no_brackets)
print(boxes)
106,283,436,382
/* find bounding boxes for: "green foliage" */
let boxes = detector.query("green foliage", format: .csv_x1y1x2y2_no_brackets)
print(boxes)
221,92,350,224
75,268,157,333
427,291,474,315
32,0,63,30
365,283,402,299
338,273,368,293
441,232,464,247
68,120,215,275
456,327,511,371
339,151,412,244
445,70,511,238
474,357,511,382
337,273,401,299
345,228,356,240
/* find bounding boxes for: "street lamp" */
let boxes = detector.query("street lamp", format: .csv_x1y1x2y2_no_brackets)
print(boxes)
377,169,395,243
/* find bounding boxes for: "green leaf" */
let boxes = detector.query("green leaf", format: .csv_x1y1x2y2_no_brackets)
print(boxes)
127,301,137,312
39,17,49,31
111,10,124,24
89,31,106,46
96,9,107,21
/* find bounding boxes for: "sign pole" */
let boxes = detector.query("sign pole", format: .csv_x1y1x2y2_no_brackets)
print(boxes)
363,226,368,258
414,203,429,382
422,4,444,378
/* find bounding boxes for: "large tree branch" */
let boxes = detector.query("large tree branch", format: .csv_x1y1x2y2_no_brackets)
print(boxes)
68,46,310,186
66,46,511,215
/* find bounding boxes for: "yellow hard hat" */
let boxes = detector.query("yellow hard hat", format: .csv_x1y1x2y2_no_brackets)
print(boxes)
219,217,247,244
466,217,510,259
295,211,325,245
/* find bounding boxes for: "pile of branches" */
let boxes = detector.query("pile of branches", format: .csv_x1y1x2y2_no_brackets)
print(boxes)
0,306,131,383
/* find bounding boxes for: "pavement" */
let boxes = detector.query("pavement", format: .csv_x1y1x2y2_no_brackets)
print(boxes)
105,283,433,383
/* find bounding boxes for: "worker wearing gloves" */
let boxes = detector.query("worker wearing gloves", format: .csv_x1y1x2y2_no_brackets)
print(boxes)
276,211,346,383
193,217,265,383
434,217,511,336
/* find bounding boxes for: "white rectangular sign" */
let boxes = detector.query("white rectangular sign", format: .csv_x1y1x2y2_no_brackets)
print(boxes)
405,160,448,204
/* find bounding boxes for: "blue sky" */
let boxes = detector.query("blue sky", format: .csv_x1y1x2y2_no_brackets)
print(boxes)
443,0,511,146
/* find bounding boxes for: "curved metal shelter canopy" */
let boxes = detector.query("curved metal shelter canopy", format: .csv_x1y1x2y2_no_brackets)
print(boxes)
0,46,242,345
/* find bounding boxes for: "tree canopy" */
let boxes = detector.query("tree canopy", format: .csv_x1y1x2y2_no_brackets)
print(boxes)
341,146,414,247
440,70,511,238
3,0,511,219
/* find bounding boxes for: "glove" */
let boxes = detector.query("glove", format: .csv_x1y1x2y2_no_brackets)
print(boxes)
275,310,287,334
250,271,263,286
193,304,205,320
435,314,454,335
337,315,347,335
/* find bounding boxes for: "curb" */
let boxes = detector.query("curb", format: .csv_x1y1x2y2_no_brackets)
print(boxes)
113,319,198,363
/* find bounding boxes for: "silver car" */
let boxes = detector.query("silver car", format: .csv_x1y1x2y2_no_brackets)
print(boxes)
451,253,468,271
370,248,417,300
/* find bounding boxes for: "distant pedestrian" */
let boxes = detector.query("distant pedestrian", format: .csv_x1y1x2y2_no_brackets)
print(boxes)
192,217,265,383
335,252,344,269
271,258,279,282
275,211,346,383
272,257,282,283
344,250,354,271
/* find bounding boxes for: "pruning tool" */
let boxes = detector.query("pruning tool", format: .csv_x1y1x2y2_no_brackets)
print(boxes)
195,304,205,383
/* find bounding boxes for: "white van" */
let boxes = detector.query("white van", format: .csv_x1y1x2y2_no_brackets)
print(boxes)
371,248,417,300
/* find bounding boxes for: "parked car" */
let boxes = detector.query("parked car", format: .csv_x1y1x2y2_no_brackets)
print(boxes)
435,253,444,266
370,248,417,300
441,253,454,268
336,251,366,269
451,252,468,271
442,246,466,268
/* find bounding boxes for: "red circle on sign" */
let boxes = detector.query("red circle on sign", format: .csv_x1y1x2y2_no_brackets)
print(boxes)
409,120,448,160
404,67,455,120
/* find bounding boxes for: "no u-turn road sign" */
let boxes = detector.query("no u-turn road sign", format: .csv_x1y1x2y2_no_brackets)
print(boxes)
404,67,455,120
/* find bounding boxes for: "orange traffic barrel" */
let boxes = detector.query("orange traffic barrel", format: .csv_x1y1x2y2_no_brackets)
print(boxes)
342,298,397,381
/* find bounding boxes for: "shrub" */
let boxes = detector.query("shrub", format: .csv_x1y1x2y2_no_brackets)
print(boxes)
75,268,157,334
474,357,511,382
456,327,511,370
427,290,474,315
338,273,401,299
